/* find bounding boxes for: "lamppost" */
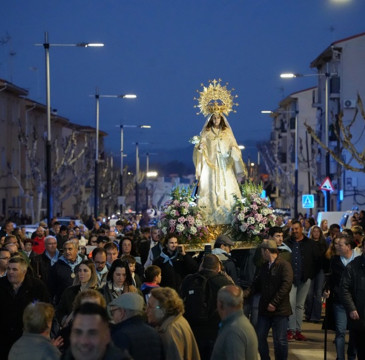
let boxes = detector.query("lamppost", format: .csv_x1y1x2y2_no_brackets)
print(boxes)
35,32,104,225
93,91,136,218
119,124,150,214
144,152,158,208
261,109,299,218
133,142,149,213
280,69,335,211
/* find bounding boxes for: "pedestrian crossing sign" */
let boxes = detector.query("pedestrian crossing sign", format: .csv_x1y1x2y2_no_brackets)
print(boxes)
302,194,314,209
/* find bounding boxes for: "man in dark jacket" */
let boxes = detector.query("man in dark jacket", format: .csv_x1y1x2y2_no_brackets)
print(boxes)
110,292,163,360
31,235,59,289
325,233,358,360
250,240,293,360
153,234,198,291
340,240,365,359
0,255,50,359
180,253,233,360
285,220,319,341
49,239,83,304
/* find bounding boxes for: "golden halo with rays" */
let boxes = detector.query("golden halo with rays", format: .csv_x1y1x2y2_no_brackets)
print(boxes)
194,78,238,117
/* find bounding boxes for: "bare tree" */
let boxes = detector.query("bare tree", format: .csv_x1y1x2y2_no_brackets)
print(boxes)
18,120,45,222
305,94,365,172
258,141,293,207
98,155,119,215
52,132,94,216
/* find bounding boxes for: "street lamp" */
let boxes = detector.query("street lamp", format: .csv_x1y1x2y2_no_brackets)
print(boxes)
280,69,335,211
145,152,158,208
119,124,150,214
93,90,137,218
133,142,150,213
35,32,104,225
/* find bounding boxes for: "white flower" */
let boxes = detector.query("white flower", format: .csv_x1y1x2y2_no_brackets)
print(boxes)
189,135,201,145
195,219,202,227
161,227,167,235
259,223,265,230
237,213,245,221
247,217,255,225
189,226,197,235
181,208,188,215
157,221,162,228
240,223,248,232
170,209,178,216
176,224,185,233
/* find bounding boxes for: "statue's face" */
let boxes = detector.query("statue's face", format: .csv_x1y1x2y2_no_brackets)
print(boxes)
212,114,222,127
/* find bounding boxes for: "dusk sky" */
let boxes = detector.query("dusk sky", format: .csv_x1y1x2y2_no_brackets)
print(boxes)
2,1,365,171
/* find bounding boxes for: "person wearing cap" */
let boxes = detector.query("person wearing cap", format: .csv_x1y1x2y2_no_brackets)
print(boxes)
110,292,163,360
212,234,239,284
247,239,293,360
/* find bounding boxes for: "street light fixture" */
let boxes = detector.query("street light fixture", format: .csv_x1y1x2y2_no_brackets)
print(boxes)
34,32,104,225
92,90,137,218
280,69,335,211
118,124,151,213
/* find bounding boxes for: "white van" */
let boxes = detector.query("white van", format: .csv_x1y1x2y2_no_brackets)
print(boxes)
317,210,356,229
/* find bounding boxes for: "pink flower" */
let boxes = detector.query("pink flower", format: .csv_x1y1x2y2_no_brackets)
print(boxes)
169,219,176,227
178,216,186,223
187,215,195,225
173,200,180,206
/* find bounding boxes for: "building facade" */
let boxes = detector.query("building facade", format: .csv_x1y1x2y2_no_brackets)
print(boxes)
0,78,106,223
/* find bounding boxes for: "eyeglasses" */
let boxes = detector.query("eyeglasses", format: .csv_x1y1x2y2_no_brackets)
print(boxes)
109,307,120,315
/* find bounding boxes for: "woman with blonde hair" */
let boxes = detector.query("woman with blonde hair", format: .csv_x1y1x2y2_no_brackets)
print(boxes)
56,259,98,326
147,287,200,360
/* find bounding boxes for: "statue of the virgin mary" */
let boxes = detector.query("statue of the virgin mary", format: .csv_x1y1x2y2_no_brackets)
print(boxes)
193,79,247,225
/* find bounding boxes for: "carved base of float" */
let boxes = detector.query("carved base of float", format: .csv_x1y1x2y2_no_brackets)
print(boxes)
184,224,260,251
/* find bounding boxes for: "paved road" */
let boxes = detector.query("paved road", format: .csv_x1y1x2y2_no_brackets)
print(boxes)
268,320,340,359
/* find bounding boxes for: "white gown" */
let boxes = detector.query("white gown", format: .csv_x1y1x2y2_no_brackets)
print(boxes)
193,118,246,225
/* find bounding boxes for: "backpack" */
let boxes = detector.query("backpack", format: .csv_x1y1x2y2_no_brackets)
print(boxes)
181,272,212,324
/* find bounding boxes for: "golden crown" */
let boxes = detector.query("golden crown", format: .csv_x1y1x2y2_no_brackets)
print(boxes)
194,79,238,117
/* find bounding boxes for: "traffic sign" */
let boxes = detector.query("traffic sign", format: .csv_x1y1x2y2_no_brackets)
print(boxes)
302,194,314,209
320,177,334,192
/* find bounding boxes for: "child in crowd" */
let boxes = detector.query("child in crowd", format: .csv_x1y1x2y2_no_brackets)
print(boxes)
141,265,161,303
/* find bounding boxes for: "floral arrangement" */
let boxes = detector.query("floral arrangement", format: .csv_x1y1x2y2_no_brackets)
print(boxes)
231,181,276,244
189,135,201,145
158,184,208,246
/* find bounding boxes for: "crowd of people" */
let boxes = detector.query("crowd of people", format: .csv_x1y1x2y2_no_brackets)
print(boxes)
0,210,364,359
